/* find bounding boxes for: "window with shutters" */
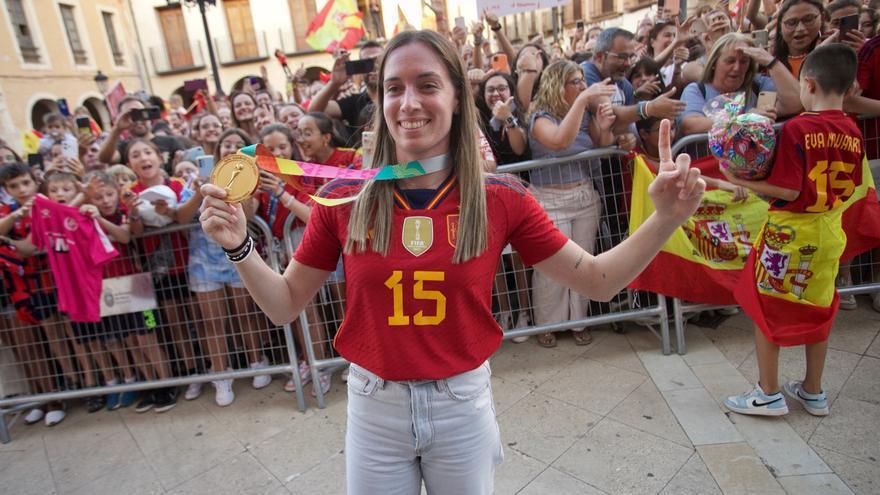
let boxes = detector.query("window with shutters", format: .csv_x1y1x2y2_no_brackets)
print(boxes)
6,0,40,63
59,4,87,65
224,0,258,60
102,12,124,66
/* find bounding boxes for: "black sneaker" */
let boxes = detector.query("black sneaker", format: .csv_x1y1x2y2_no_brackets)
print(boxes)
134,391,155,413
85,395,106,413
153,388,178,413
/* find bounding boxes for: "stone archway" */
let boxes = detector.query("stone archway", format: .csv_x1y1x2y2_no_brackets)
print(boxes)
30,99,59,130
82,97,110,130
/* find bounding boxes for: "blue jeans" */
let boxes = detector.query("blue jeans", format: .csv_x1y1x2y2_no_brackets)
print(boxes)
345,361,503,494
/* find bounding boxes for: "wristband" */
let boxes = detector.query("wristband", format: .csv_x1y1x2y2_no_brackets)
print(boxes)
763,57,779,70
637,101,648,120
227,236,255,263
504,116,520,129
491,24,502,32
222,234,250,255
644,100,652,119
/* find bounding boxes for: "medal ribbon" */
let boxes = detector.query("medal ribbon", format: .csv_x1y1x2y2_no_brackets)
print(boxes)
238,144,451,206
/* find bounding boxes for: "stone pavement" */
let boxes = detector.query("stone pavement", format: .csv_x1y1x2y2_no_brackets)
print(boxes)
1,298,879,494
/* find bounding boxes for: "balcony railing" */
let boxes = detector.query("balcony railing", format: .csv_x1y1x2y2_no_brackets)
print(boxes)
149,39,206,75
214,31,269,65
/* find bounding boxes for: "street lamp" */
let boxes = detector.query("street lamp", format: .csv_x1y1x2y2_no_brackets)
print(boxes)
94,70,109,94
167,0,223,96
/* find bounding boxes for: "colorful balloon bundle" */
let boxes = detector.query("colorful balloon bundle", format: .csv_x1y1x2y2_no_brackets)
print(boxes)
706,94,776,180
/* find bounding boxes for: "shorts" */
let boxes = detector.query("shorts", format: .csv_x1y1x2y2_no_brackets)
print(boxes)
188,259,245,293
70,310,157,344
189,278,246,293
154,272,190,303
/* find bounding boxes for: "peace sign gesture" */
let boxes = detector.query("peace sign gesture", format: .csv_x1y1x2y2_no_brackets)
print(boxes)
647,119,705,225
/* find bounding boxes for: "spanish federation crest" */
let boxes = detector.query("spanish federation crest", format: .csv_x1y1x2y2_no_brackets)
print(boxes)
402,216,433,256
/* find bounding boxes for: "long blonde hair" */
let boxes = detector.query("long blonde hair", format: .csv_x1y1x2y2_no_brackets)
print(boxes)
530,59,582,121
344,30,487,263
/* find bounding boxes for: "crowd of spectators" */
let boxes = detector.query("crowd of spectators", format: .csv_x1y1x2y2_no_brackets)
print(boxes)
1,0,879,426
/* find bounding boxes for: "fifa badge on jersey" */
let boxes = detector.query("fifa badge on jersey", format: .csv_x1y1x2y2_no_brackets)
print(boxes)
402,216,433,256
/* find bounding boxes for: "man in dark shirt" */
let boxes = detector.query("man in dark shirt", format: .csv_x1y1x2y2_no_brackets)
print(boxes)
98,96,185,174
308,40,384,147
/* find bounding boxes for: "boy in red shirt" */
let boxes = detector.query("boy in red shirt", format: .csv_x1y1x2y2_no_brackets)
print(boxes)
721,44,864,417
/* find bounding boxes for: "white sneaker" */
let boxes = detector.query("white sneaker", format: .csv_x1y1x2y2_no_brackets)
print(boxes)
212,379,235,407
24,408,44,425
311,372,331,397
44,409,66,427
250,358,272,389
718,306,740,316
511,335,529,343
341,365,349,382
284,361,312,392
184,381,203,401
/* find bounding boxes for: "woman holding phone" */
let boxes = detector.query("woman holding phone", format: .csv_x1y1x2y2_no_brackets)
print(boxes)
199,30,704,494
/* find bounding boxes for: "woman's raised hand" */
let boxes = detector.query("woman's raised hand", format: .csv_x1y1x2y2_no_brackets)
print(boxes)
648,119,705,225
199,184,248,250
580,78,616,106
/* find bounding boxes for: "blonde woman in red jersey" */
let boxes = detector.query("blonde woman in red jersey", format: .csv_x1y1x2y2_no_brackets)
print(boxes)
199,30,705,494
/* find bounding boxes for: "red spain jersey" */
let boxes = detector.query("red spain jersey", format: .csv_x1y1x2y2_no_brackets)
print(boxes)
294,173,568,381
766,110,864,213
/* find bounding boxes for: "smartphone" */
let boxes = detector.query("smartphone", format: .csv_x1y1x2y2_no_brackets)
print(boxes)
27,154,43,169
196,155,215,179
345,58,375,76
56,98,71,117
248,76,263,90
454,16,466,30
839,14,859,38
491,53,510,73
752,30,768,48
183,146,205,164
183,78,208,92
76,116,91,135
757,91,777,110
576,20,585,30
131,107,161,122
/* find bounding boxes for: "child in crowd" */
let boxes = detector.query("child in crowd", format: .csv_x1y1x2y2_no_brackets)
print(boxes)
107,164,137,191
722,44,864,417
0,164,73,426
38,112,78,161
251,124,331,396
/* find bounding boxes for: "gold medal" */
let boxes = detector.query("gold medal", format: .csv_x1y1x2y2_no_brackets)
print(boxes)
211,153,259,203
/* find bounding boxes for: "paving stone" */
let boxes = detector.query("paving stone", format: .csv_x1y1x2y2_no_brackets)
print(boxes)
498,393,601,464
810,397,880,464
659,452,722,495
518,467,607,495
662,388,742,446
0,446,57,495
167,451,285,495
727,413,830,476
493,447,547,495
607,379,691,448
681,327,730,366
839,356,880,405
814,446,880,495
582,330,648,375
554,419,693,495
777,473,854,495
691,361,753,404
636,349,703,392
698,442,785,495
536,358,646,416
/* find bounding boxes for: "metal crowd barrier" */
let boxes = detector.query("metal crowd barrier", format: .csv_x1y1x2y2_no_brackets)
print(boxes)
668,116,880,354
284,147,674,408
0,217,306,444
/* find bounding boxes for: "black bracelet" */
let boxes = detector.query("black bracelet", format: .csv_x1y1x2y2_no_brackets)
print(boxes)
491,24,502,32
763,57,779,70
227,236,255,263
222,234,250,255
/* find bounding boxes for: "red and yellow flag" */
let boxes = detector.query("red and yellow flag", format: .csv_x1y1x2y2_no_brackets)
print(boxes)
627,154,769,305
305,0,365,53
21,129,43,155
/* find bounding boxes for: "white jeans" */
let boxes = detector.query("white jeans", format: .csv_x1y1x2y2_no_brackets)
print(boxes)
345,361,503,495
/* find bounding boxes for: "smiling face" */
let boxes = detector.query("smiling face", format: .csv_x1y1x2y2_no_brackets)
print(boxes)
651,24,677,56
218,133,246,160
253,106,276,134
295,116,331,161
483,75,512,108
217,107,233,129
233,94,256,122
126,141,162,183
711,41,751,93
279,105,304,132
198,114,222,145
780,2,822,55
562,69,587,106
261,130,294,160
382,42,459,162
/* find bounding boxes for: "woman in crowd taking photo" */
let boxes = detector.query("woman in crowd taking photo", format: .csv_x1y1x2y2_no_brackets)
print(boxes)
200,30,705,494
527,59,616,348
679,32,801,135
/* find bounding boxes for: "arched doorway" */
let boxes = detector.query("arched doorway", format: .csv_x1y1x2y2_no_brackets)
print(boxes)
30,99,59,131
230,75,266,94
82,97,110,130
170,85,195,111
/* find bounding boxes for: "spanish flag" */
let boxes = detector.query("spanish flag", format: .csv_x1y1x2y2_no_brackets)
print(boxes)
305,0,365,53
627,154,769,305
21,129,43,155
